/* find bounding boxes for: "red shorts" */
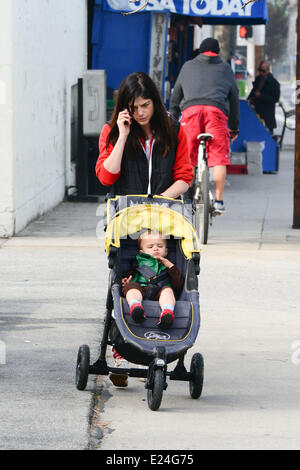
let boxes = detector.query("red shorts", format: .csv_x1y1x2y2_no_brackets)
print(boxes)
181,105,231,167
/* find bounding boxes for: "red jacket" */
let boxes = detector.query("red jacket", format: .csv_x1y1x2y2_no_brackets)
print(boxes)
95,123,193,187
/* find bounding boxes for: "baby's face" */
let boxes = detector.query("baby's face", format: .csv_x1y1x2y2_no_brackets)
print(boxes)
140,233,168,259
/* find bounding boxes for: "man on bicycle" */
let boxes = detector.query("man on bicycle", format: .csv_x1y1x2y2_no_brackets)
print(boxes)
170,38,240,213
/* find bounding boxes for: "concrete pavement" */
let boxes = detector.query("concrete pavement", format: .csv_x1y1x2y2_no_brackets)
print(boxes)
91,148,300,451
0,147,300,450
0,203,106,450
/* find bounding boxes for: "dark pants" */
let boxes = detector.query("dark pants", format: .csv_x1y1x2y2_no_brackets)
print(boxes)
123,282,172,301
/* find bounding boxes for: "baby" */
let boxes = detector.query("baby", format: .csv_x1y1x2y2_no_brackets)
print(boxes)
122,230,184,329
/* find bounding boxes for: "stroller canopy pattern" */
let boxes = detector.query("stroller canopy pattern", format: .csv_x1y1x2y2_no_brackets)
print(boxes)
105,195,201,259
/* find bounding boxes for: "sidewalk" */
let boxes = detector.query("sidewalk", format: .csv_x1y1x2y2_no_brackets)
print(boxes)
0,147,300,450
0,204,106,450
210,146,300,248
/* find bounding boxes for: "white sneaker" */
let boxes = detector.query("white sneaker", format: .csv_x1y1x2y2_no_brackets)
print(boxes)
109,357,129,387
114,357,129,369
214,201,225,214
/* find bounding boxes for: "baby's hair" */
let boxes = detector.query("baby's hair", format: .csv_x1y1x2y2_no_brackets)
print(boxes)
138,229,166,249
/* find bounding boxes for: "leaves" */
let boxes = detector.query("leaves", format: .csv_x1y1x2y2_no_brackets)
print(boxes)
265,0,289,62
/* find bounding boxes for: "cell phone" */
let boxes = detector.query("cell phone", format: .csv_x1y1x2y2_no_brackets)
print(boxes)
124,114,132,125
122,108,132,125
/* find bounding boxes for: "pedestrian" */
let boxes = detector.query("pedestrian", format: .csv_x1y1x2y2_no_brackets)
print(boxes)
96,72,193,199
95,71,193,387
248,60,280,135
169,37,240,214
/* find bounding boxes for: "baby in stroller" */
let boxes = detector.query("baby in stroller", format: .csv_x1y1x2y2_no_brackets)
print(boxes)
75,195,204,411
122,229,184,329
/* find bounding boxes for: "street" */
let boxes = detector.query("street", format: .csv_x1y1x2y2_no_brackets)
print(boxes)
0,148,300,450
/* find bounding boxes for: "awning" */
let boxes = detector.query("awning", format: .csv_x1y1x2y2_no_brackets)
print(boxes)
102,0,268,25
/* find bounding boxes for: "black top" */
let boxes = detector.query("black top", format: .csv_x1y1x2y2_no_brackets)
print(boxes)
248,73,280,130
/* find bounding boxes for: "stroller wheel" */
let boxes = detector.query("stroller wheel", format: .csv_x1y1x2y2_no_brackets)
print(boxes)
76,344,90,391
147,369,164,411
189,353,204,399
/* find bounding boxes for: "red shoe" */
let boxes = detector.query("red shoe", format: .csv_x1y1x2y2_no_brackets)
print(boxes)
130,303,146,323
158,309,174,330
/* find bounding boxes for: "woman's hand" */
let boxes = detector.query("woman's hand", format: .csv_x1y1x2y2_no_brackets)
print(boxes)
103,110,132,174
117,109,132,138
160,180,189,199
121,275,133,287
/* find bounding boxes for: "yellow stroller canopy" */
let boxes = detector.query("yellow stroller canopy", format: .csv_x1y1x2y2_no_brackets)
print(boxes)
105,197,201,259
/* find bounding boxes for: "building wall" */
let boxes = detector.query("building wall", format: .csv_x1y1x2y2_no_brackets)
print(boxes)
0,0,87,237
0,2,14,236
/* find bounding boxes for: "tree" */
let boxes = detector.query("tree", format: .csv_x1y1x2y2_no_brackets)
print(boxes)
294,0,300,228
265,0,289,63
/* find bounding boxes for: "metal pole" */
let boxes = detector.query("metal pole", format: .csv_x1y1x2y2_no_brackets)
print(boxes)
293,0,300,228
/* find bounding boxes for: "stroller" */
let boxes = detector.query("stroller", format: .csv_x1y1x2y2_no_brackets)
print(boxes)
75,195,204,411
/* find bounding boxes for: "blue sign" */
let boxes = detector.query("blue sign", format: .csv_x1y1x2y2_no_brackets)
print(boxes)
102,0,268,24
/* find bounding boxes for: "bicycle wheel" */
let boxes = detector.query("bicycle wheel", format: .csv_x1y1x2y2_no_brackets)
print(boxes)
286,114,295,131
194,169,209,245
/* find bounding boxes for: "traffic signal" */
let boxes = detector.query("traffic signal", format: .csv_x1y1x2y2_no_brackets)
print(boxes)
239,25,253,39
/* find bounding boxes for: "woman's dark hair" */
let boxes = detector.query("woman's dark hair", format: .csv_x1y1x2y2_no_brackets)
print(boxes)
107,72,175,158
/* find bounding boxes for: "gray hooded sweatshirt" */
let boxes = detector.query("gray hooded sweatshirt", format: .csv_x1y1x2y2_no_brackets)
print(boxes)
169,54,240,130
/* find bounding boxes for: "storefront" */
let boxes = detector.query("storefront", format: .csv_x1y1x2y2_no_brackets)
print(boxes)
84,0,272,198
91,0,268,101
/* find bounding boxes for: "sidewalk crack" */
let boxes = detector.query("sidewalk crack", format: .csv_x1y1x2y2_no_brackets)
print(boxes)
258,198,270,250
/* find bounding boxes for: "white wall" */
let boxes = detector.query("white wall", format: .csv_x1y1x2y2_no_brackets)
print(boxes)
0,0,87,236
0,2,14,236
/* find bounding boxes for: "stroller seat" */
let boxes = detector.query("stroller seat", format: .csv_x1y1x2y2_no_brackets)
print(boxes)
111,282,199,366
121,298,194,341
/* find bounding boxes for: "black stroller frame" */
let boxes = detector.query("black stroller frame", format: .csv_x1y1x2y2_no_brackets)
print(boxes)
76,195,204,411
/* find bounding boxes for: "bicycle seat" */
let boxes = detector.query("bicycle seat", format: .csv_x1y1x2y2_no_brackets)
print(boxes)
197,133,214,142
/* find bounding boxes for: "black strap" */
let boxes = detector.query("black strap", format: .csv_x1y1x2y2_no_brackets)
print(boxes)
135,265,169,285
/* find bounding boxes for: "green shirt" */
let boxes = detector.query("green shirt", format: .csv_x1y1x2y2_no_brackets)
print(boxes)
131,252,170,287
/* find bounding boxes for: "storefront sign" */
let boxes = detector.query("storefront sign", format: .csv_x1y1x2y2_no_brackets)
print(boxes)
149,13,167,95
104,0,268,23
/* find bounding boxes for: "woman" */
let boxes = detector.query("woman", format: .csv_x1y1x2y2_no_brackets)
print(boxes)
95,72,193,199
95,72,193,387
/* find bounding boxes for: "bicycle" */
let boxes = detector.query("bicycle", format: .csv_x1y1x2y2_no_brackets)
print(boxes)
277,102,295,150
190,130,239,244
192,133,216,245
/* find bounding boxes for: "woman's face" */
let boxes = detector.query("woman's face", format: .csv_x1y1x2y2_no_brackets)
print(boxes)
131,96,154,128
